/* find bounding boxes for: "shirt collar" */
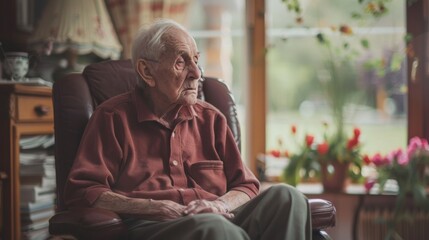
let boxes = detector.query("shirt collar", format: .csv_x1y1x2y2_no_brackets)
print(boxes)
133,87,197,124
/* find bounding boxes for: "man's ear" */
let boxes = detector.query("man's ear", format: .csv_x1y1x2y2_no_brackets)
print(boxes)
136,59,156,87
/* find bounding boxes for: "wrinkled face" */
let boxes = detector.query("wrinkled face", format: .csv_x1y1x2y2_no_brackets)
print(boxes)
145,29,201,107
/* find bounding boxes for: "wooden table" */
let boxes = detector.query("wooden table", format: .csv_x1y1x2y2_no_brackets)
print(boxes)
0,83,53,240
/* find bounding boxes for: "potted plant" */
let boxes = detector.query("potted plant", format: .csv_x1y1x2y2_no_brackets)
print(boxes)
281,124,364,192
364,136,429,239
274,24,365,192
274,0,398,192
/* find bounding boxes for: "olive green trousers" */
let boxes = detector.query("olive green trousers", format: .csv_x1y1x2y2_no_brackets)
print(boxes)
125,184,312,240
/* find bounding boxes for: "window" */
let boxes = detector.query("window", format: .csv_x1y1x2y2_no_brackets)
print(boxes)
266,0,407,156
186,0,249,160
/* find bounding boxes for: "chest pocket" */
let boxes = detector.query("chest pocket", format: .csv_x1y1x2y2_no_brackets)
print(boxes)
187,160,227,195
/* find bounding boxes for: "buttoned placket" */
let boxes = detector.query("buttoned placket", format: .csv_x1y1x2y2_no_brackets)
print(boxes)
165,108,198,204
168,125,188,187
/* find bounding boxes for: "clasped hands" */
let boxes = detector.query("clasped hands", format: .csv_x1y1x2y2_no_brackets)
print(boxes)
185,199,232,218
152,199,234,221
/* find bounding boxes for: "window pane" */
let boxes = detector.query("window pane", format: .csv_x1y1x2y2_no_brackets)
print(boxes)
185,0,248,160
266,0,407,156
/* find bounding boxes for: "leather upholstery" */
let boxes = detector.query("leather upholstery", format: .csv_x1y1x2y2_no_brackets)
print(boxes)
309,198,336,230
48,208,125,239
53,73,94,212
50,59,335,239
82,60,138,106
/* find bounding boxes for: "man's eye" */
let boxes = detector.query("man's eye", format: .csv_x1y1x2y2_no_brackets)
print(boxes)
176,60,186,70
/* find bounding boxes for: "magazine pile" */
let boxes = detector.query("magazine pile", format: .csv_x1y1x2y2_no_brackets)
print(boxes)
20,135,55,240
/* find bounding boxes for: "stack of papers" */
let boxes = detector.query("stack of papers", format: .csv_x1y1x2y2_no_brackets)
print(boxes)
19,135,56,240
0,77,53,87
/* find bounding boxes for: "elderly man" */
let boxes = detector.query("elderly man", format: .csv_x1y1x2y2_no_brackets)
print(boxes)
64,19,311,240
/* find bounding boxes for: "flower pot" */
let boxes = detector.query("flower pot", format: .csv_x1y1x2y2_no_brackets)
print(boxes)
320,161,349,193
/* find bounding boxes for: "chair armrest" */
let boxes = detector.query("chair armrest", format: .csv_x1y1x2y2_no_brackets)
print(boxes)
49,207,126,240
49,200,336,238
309,198,336,230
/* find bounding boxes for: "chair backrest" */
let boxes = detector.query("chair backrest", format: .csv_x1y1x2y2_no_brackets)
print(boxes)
52,59,241,211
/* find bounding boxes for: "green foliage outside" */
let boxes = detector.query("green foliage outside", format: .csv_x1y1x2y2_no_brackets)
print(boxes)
266,0,408,155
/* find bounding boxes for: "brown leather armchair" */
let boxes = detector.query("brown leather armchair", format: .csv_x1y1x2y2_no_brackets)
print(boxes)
49,60,336,240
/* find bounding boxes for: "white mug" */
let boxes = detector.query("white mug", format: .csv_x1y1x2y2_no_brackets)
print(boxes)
2,52,29,81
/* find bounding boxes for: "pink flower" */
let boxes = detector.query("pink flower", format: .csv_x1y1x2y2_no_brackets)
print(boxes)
407,137,429,159
397,153,409,166
385,148,407,165
409,136,429,149
364,179,376,193
392,149,409,166
371,153,389,166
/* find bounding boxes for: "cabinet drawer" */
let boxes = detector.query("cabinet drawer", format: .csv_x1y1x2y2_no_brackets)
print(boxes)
15,95,53,121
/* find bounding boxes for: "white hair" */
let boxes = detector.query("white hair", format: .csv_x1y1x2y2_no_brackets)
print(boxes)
131,19,188,68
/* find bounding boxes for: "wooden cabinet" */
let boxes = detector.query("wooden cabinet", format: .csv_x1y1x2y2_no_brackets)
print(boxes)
0,84,53,240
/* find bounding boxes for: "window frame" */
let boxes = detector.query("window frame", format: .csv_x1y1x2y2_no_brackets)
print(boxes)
245,0,428,175
406,0,429,140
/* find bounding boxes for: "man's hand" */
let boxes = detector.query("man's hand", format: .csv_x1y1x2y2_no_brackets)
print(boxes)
146,199,187,221
93,190,251,221
183,199,234,219
93,192,186,221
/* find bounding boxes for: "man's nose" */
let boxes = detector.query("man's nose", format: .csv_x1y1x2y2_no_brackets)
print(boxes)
187,61,201,80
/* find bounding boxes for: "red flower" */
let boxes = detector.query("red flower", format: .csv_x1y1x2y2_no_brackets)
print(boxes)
363,154,371,165
371,153,389,166
353,127,361,140
291,125,297,135
305,134,314,146
317,142,329,155
269,150,281,158
347,137,359,150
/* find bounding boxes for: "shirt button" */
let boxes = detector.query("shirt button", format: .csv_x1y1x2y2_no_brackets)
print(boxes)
172,160,178,166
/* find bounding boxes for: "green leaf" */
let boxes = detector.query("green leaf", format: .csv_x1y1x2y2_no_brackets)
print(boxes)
390,53,403,72
316,33,326,44
284,156,301,186
404,33,413,44
351,12,362,19
360,39,370,49
413,184,428,208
